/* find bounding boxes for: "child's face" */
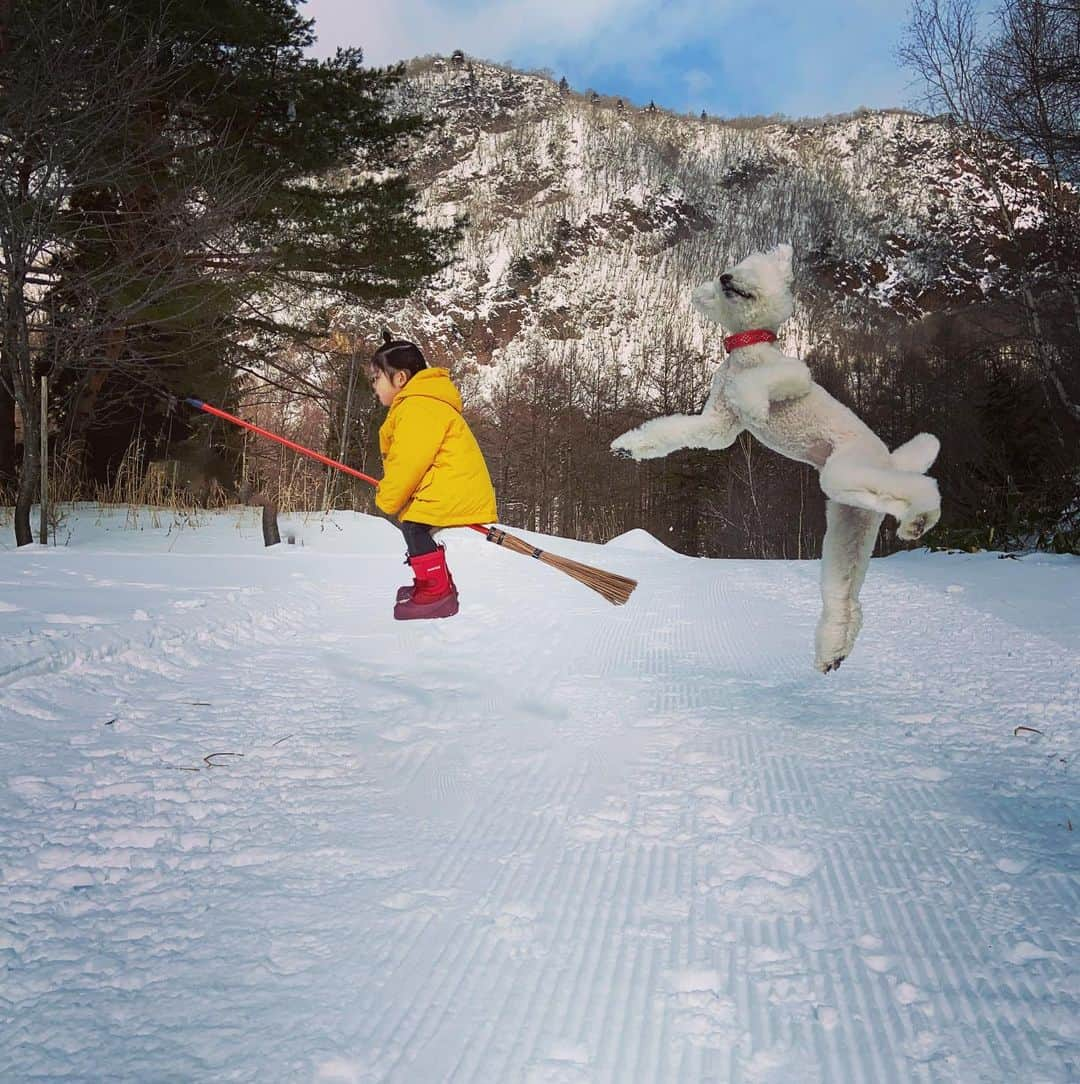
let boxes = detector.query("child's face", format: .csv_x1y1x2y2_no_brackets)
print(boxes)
370,366,409,407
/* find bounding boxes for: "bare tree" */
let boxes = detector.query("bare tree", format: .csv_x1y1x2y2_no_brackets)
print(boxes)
986,0,1080,185
900,0,1080,425
983,0,1080,346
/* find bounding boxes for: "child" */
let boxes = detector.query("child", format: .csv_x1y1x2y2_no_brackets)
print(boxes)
369,332,498,620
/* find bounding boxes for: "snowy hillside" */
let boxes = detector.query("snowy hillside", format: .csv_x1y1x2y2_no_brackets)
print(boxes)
1,508,1077,1081
343,57,1056,396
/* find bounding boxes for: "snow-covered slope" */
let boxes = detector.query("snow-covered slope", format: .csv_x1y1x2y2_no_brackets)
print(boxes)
2,509,1077,1081
345,58,1056,399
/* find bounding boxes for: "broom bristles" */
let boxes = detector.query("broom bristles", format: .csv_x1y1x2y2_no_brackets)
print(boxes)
484,528,637,606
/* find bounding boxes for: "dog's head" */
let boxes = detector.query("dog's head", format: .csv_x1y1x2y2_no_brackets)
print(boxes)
691,243,795,333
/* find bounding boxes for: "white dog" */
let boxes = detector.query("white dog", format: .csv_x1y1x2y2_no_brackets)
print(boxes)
612,243,941,673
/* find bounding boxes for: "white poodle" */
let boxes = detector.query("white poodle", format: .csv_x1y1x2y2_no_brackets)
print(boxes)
612,243,941,673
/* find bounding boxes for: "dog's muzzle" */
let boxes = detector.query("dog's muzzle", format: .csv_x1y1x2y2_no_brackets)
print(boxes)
719,273,754,301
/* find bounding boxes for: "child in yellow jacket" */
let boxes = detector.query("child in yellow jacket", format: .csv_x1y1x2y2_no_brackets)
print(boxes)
369,332,497,620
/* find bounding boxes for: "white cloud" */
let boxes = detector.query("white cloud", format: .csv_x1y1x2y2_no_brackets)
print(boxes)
302,0,738,76
299,0,915,117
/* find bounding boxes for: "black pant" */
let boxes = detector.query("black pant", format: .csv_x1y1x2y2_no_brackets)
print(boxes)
400,521,439,557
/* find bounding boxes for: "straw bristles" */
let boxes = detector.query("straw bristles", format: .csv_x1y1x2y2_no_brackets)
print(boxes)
484,529,637,606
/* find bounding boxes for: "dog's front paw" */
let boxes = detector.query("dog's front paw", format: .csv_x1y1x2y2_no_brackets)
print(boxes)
610,428,664,461
727,390,770,426
772,363,814,401
724,375,772,425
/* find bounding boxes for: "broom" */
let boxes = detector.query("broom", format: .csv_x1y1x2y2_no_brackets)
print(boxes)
184,398,637,606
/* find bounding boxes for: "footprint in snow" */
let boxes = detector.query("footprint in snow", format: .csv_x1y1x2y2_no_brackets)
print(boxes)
856,934,898,974
43,613,116,625
741,1043,824,1083
525,1041,592,1083
908,765,951,782
378,725,417,743
895,982,927,1006
662,969,740,1049
1004,940,1066,966
903,1031,949,1064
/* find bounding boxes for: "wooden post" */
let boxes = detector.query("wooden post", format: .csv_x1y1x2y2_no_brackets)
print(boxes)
38,371,48,545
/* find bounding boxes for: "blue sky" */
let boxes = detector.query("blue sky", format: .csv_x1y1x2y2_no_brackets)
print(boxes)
299,0,925,119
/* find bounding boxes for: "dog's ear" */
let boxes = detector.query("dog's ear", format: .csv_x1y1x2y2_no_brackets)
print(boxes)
769,243,794,284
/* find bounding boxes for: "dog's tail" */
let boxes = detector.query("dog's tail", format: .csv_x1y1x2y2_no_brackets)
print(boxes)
891,432,939,474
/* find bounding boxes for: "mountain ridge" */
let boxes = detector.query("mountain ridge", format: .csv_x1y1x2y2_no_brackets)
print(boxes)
331,54,1054,400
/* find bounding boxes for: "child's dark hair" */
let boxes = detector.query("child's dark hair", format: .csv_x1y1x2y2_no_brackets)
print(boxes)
370,330,427,378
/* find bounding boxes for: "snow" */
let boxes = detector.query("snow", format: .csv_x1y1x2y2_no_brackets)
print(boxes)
2,506,1078,1082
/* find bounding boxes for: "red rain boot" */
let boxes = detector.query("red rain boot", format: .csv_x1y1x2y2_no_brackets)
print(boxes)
394,547,459,620
395,549,457,604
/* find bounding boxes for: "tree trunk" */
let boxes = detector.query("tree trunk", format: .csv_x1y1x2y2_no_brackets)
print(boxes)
14,435,37,546
238,481,280,546
258,494,281,547
0,375,15,494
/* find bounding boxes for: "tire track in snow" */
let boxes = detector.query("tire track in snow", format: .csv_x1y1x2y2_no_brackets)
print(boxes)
381,773,591,1082
474,816,639,1080
361,762,584,1080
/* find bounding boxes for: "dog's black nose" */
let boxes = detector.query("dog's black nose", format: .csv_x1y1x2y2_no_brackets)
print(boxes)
719,273,733,286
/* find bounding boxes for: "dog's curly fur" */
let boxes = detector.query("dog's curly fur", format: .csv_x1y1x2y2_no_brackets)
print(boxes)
612,244,942,673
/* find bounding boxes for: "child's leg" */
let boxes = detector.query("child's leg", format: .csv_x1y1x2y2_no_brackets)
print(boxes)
400,521,438,556
396,523,437,603
394,522,458,619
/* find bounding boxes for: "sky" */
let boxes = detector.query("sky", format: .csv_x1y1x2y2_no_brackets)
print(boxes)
298,0,925,120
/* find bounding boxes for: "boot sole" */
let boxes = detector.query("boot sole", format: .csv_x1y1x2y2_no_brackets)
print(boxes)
393,593,460,621
396,581,458,606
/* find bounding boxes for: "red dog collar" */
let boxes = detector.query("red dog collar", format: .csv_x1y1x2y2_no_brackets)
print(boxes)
724,329,777,352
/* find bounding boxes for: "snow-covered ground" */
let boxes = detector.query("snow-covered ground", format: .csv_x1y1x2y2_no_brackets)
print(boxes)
2,506,1077,1083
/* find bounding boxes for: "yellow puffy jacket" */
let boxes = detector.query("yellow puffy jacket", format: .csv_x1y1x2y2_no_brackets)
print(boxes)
376,368,498,526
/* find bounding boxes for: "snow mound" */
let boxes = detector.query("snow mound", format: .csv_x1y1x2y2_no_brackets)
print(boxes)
604,528,681,555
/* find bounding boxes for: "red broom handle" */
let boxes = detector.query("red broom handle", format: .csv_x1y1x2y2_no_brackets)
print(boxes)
185,398,489,536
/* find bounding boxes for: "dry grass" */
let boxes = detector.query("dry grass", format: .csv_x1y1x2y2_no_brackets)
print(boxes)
18,440,374,542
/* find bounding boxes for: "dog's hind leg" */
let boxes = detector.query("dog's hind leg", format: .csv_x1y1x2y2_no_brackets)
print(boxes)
891,432,940,474
815,501,884,673
840,504,884,660
819,450,941,542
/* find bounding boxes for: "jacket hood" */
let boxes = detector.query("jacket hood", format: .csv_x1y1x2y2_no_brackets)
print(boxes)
395,368,462,413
